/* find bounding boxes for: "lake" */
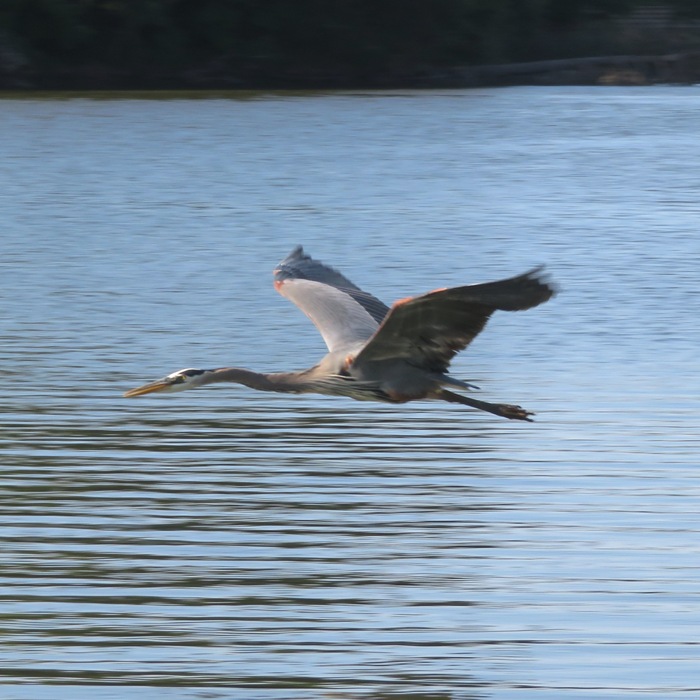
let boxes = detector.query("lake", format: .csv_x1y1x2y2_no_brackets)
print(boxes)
1,86,699,699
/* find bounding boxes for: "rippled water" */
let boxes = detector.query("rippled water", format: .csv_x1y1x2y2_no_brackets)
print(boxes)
2,87,700,699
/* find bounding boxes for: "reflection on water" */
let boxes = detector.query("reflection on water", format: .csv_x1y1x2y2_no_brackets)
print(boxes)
2,86,700,699
4,402,502,699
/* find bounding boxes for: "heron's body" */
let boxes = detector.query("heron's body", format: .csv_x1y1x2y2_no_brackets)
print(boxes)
125,247,556,421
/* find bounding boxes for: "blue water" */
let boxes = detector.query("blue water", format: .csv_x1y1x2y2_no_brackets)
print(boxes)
1,86,699,699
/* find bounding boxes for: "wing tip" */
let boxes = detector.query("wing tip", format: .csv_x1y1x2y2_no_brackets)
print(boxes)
288,244,305,260
274,245,307,282
526,265,559,300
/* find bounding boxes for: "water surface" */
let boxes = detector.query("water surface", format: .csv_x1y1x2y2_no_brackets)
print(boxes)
1,87,699,699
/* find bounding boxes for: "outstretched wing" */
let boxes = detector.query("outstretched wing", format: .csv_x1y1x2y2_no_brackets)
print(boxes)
273,246,390,353
352,267,556,374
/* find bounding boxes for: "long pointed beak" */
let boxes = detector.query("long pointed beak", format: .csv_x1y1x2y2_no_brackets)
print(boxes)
123,380,171,398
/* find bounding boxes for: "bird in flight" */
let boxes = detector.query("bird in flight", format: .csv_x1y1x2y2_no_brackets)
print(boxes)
125,246,556,420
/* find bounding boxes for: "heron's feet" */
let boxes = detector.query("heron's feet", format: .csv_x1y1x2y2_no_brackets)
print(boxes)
497,403,534,421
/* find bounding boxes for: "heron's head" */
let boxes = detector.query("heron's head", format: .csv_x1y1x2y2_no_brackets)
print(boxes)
123,368,209,398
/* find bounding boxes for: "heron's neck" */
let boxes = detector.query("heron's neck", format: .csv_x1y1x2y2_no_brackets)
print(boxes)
202,367,308,393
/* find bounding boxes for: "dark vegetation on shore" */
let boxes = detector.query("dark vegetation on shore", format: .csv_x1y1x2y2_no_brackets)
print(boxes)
2,0,700,89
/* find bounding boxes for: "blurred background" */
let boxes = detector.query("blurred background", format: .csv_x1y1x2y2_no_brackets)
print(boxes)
2,0,700,89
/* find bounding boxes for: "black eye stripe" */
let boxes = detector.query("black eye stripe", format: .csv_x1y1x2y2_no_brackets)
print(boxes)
182,369,205,377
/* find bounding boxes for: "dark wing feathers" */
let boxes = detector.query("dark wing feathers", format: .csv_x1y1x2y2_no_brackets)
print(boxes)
353,267,556,373
274,246,390,326
444,265,555,312
275,245,363,291
273,247,555,369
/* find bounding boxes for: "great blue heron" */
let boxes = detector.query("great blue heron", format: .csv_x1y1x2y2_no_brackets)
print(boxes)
124,246,556,421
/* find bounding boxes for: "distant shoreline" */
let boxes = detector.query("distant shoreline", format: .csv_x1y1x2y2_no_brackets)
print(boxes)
2,52,699,92
444,51,700,87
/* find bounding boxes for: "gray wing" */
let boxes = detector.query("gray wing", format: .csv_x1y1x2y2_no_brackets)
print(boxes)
352,267,556,374
273,246,391,353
